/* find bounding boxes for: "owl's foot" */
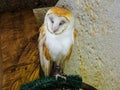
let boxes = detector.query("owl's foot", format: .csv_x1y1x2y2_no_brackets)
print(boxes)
55,74,66,80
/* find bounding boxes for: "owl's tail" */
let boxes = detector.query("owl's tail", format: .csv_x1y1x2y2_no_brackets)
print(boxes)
39,63,45,77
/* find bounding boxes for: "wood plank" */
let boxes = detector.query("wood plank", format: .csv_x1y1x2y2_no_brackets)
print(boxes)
0,10,40,90
0,34,3,90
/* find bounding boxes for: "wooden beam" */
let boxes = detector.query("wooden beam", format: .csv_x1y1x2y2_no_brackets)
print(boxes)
0,10,40,90
0,36,3,90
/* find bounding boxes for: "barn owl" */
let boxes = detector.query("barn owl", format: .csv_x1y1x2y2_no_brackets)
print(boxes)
38,7,76,78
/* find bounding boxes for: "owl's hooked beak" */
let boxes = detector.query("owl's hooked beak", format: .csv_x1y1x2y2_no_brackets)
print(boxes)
53,26,59,33
53,29,58,33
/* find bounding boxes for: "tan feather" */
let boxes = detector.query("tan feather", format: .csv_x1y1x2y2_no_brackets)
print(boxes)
65,45,73,60
50,7,73,21
39,25,51,76
62,29,77,69
74,29,77,39
62,45,73,69
43,43,51,60
39,25,51,60
39,25,45,38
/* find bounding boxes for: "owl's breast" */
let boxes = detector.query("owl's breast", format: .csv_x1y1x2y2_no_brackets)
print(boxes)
46,35,73,62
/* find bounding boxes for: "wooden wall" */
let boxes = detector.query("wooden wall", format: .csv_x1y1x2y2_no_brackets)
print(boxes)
0,10,40,90
0,0,58,12
0,36,2,90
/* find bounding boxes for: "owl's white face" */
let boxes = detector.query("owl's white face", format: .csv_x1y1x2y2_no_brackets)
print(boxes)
45,14,71,35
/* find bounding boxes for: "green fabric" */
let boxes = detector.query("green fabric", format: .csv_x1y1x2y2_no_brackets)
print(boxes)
20,75,82,90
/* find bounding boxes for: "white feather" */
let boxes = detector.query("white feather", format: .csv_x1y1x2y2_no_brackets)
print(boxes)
45,25,74,65
43,12,75,66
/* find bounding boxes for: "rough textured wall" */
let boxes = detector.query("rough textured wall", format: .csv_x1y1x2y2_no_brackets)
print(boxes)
56,0,120,90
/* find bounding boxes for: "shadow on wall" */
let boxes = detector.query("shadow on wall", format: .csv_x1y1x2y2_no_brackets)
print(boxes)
0,0,58,12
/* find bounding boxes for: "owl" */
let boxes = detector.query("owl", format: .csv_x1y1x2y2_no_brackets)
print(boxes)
38,7,76,79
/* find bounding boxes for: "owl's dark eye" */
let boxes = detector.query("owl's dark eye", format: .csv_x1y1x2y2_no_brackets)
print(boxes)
49,17,54,23
59,20,65,26
51,20,54,23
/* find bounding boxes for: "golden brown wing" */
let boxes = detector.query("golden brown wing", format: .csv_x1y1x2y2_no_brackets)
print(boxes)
62,29,77,69
39,25,51,60
65,29,77,61
38,25,51,77
62,45,73,69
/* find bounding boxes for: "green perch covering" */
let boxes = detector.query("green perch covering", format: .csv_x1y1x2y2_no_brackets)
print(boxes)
20,75,82,90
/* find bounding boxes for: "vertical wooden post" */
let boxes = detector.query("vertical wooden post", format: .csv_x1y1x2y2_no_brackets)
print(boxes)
0,36,3,90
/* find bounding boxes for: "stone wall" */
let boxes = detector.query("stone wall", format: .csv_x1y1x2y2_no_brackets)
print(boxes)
56,0,120,90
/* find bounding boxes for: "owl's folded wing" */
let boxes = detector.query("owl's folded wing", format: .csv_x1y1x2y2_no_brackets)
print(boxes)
38,25,51,77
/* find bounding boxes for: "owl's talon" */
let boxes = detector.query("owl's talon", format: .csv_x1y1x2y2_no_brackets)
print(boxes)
55,74,66,80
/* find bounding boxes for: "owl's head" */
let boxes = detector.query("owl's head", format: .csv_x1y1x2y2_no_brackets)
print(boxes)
44,7,74,35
